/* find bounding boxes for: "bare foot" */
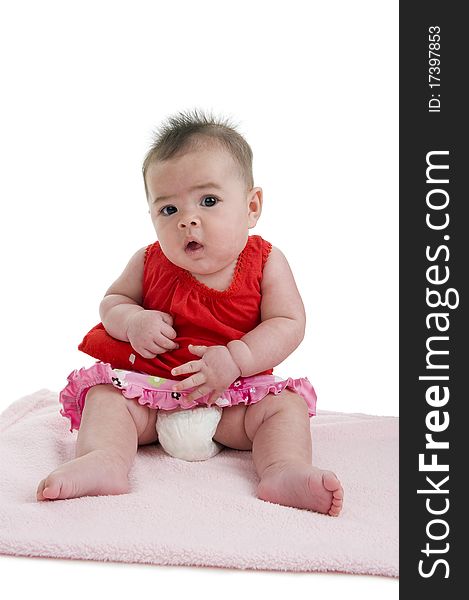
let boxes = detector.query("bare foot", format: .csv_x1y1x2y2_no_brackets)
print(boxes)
257,463,344,516
36,450,130,501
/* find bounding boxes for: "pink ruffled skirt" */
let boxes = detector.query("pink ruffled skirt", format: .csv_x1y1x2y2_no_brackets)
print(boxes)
59,362,317,431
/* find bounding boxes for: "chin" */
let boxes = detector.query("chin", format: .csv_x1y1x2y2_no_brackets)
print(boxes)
173,250,211,272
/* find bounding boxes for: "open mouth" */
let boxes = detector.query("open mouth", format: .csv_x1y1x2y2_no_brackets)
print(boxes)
185,240,204,254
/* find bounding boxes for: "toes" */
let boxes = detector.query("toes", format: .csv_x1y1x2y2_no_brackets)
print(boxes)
328,496,343,516
38,475,63,501
42,482,62,500
322,470,342,493
36,479,47,502
333,487,344,500
322,471,344,516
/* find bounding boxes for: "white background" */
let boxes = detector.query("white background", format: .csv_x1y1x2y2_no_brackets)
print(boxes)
0,0,398,597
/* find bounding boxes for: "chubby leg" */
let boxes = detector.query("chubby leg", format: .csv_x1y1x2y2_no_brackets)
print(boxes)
36,384,158,501
214,391,343,516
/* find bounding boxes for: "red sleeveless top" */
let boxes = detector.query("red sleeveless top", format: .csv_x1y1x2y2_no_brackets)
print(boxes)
78,234,273,380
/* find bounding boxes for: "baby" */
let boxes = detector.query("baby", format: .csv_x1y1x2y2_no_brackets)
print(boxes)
36,110,343,516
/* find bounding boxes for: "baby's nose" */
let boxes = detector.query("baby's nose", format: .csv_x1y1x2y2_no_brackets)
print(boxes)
177,215,201,229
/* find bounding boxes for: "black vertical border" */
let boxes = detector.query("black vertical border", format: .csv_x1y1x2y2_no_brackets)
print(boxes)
400,1,465,593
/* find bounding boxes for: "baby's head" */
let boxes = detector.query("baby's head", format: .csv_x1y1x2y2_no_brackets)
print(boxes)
142,109,262,275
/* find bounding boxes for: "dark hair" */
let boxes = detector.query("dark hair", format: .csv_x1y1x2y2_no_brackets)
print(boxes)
142,109,254,198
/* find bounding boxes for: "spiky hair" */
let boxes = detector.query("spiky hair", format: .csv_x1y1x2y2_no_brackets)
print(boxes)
142,108,254,198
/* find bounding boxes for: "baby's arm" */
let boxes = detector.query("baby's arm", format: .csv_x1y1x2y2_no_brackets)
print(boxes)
100,247,178,357
99,248,146,340
227,246,306,376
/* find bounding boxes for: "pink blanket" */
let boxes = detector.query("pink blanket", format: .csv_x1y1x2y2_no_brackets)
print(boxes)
0,390,398,576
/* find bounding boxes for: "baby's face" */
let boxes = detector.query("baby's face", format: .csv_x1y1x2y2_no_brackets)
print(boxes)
146,145,262,276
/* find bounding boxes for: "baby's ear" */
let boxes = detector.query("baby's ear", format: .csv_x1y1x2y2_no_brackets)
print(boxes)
247,187,263,227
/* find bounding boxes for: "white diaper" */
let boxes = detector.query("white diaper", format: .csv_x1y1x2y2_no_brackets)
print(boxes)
155,406,223,462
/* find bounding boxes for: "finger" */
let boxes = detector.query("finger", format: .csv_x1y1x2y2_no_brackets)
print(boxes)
137,348,157,359
209,390,226,406
172,372,206,392
171,360,201,377
206,391,218,406
185,386,212,403
160,312,173,326
160,322,178,340
144,343,166,355
188,344,208,356
154,334,179,351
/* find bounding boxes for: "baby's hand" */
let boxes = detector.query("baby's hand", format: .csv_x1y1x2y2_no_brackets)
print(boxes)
126,310,178,358
171,345,241,404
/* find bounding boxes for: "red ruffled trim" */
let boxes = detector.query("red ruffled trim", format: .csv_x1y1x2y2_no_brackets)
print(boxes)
261,239,272,270
168,245,247,299
151,235,266,299
144,243,153,265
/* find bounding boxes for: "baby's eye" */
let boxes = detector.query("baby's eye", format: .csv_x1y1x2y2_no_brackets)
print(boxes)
201,196,218,207
160,205,178,216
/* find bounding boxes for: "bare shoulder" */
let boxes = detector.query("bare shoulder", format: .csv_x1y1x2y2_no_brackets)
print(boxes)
104,246,148,303
261,245,305,322
261,245,295,290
